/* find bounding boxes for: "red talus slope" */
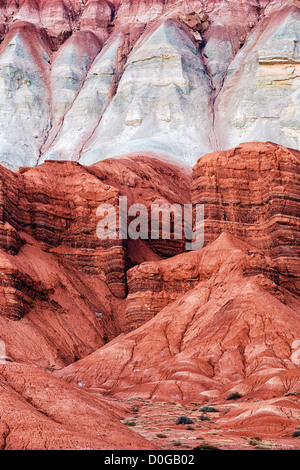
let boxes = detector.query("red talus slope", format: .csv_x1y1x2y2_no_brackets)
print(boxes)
56,142,300,436
0,156,190,367
0,362,156,450
57,233,300,400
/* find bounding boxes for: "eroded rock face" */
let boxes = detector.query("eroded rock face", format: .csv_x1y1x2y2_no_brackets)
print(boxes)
215,5,300,153
0,362,156,450
78,18,215,166
56,232,300,419
53,142,300,441
0,142,297,447
192,142,300,294
0,0,299,170
0,155,191,366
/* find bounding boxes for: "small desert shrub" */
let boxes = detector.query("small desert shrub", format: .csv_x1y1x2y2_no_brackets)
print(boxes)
186,425,195,430
200,405,219,413
292,430,300,438
173,441,182,447
199,414,211,422
284,391,298,397
124,420,136,427
249,436,262,446
176,416,194,425
156,433,168,439
226,392,242,400
193,443,220,451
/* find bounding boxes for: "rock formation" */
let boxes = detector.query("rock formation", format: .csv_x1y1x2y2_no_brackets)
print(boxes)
0,155,190,367
52,142,299,444
0,0,299,170
57,231,300,437
192,142,300,295
0,362,156,450
0,141,299,449
0,0,299,452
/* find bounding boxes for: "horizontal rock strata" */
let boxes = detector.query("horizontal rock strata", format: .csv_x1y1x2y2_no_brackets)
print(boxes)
0,0,298,170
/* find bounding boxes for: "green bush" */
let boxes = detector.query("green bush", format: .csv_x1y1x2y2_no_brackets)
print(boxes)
199,414,211,421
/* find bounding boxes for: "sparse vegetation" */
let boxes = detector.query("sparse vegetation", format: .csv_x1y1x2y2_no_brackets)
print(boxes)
226,392,243,400
124,420,136,427
193,443,220,451
176,416,194,425
248,436,262,446
292,430,300,438
173,441,182,447
199,414,211,421
156,433,168,438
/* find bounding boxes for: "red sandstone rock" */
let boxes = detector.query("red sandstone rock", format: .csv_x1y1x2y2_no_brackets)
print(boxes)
0,156,190,368
56,231,300,435
0,0,298,452
88,155,192,261
0,142,298,446
192,142,300,294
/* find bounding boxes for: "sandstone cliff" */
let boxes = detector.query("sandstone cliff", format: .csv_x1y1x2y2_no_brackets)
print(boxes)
0,142,299,449
0,156,190,367
0,0,299,452
52,142,299,445
0,0,299,170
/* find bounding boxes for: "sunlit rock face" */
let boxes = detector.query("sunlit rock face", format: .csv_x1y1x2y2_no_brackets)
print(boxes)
215,5,300,153
0,0,299,170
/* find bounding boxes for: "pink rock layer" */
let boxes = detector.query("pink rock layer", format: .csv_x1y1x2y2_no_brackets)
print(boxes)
0,142,299,448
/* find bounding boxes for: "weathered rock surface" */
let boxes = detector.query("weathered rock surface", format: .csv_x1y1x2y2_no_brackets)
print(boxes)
124,142,300,331
192,142,300,294
0,155,190,367
57,232,300,435
0,0,299,450
0,362,156,450
215,4,300,154
54,142,300,441
0,0,299,170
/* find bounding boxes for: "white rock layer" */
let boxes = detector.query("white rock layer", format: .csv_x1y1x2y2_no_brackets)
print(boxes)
0,0,298,170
